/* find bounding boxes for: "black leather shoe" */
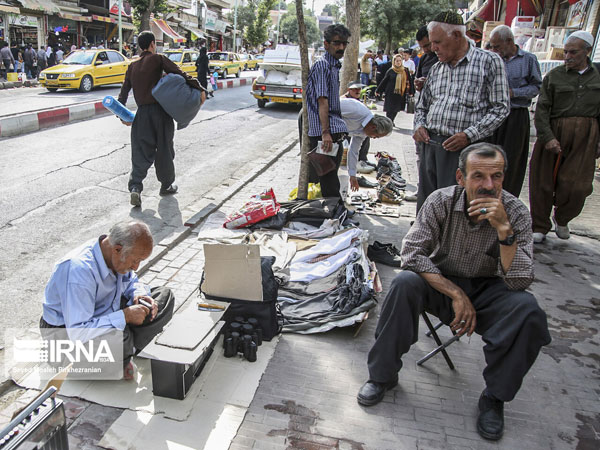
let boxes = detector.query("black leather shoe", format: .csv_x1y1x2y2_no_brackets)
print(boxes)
373,241,400,256
160,184,178,195
357,379,398,406
367,244,402,267
477,391,504,441
358,176,378,188
130,187,141,207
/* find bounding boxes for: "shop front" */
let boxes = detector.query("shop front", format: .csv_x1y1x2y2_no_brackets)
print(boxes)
8,13,41,47
1,4,21,43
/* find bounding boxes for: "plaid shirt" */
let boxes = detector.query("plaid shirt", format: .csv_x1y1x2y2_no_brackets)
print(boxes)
401,185,533,291
414,43,510,143
305,52,348,137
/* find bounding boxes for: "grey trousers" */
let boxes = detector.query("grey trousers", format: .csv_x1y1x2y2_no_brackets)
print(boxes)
129,103,175,192
493,108,530,197
367,271,551,402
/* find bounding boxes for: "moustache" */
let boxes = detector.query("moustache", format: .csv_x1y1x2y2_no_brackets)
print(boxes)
477,188,496,196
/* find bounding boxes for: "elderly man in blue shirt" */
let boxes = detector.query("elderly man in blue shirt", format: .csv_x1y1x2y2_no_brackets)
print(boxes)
40,221,174,379
489,25,542,197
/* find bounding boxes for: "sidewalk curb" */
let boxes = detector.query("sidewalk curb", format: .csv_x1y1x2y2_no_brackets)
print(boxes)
0,77,256,139
138,131,299,275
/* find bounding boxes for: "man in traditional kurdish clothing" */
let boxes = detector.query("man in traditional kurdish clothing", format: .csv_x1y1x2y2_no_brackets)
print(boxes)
529,31,600,243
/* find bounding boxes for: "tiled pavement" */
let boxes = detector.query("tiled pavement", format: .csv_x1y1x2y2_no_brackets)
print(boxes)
1,106,599,449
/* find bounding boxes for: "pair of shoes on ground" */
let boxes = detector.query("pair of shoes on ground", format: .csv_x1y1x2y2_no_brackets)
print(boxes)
367,241,401,267
130,184,178,207
357,176,378,189
357,160,376,174
533,216,570,243
357,382,504,441
377,166,406,187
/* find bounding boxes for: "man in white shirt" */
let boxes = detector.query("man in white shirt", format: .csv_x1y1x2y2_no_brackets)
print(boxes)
401,49,415,75
340,98,393,191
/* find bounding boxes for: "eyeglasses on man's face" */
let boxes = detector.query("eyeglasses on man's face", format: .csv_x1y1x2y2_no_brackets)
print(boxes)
328,40,349,47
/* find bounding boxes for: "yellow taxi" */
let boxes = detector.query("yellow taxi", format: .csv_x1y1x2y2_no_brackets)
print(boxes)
208,51,242,78
238,53,259,71
164,49,199,78
38,49,130,93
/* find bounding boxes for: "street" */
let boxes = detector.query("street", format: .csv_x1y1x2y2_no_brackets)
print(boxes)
0,83,299,333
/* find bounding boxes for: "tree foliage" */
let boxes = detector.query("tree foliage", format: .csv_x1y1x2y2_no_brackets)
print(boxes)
226,0,257,34
246,0,277,48
280,9,321,45
130,0,170,32
361,0,453,52
321,1,344,22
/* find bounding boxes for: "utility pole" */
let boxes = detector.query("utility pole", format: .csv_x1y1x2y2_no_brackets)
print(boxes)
118,0,123,53
233,0,239,53
275,7,281,45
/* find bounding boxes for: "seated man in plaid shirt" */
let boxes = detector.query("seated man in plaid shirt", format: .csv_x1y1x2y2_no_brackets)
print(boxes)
358,143,551,441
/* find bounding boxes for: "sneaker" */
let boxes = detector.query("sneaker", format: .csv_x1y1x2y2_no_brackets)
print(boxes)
532,232,546,244
552,216,570,240
160,184,178,195
357,176,378,188
367,243,402,267
357,160,375,174
130,188,141,207
372,241,401,256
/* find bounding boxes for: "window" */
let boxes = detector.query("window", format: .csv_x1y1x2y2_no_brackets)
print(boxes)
183,53,191,63
191,52,198,62
107,51,124,63
96,52,110,65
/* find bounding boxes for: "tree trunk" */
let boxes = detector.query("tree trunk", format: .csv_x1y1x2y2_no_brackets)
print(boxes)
295,0,311,200
339,0,360,96
140,0,155,32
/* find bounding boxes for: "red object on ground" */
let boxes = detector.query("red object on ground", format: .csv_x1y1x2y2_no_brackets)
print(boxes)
223,188,280,229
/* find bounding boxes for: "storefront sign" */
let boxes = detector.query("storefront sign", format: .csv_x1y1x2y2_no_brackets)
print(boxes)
8,14,38,28
215,19,226,34
205,10,217,31
109,0,132,18
54,25,69,33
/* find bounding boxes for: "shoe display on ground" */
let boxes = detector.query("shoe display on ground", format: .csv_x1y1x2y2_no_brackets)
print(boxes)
532,232,546,243
375,151,396,161
130,188,141,207
363,159,377,168
477,390,504,441
160,184,178,195
357,176,379,188
357,160,376,174
553,216,570,240
404,193,417,202
357,378,398,406
377,166,406,186
372,241,401,256
367,242,402,266
380,180,405,197
378,189,403,205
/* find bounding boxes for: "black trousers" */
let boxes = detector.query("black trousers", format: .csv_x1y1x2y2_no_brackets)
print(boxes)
129,103,175,192
308,134,347,198
386,111,398,123
40,286,175,365
416,133,456,212
493,108,530,198
367,272,551,402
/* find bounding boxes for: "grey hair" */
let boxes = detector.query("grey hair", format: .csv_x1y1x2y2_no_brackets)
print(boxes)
108,221,153,253
490,25,514,42
427,21,466,37
370,115,393,136
565,35,592,49
458,143,508,174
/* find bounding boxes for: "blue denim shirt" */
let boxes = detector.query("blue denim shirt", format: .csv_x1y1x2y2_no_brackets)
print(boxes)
505,47,542,109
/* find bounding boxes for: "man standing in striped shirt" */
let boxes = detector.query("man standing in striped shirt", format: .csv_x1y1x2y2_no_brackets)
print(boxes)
305,24,351,198
414,11,510,211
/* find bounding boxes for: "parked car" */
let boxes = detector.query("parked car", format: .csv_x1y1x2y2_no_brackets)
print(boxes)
208,51,242,78
163,48,199,78
251,48,303,108
38,49,130,93
238,53,259,71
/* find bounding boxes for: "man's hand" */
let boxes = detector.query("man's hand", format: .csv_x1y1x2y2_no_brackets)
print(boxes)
321,131,333,153
442,132,469,152
134,295,158,320
509,88,514,98
544,139,561,154
349,176,359,192
467,196,511,236
124,304,149,325
413,126,430,144
200,90,206,106
414,77,426,91
121,119,132,127
449,290,476,337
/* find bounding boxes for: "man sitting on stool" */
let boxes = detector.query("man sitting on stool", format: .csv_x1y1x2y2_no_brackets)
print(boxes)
40,221,174,380
357,143,551,441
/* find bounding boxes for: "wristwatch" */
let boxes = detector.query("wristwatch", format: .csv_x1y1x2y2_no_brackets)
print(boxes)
498,234,516,246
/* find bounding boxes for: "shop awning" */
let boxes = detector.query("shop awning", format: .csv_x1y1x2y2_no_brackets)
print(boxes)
119,21,136,31
59,13,92,22
0,4,20,13
182,24,205,39
17,0,60,14
152,19,186,43
93,14,116,24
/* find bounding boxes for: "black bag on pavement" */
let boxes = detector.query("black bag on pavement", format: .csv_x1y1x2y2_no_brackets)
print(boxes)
200,256,282,341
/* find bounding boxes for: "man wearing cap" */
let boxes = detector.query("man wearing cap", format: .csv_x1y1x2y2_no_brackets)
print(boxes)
413,11,510,211
489,25,542,198
529,31,600,244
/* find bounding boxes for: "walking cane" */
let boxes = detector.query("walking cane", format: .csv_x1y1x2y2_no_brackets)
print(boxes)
552,150,563,205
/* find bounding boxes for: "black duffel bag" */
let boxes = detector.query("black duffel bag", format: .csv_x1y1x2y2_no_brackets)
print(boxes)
200,256,282,341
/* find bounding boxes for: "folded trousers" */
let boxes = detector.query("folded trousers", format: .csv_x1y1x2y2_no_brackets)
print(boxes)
367,271,551,402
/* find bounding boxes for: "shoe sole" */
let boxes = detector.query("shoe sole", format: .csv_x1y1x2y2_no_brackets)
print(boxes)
357,381,398,406
130,192,141,207
477,423,503,441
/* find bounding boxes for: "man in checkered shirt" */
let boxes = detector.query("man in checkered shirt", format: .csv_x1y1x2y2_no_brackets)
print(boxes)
413,11,510,211
358,143,550,442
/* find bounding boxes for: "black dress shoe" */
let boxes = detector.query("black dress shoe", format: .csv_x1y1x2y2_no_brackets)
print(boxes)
358,176,378,188
373,241,400,256
130,187,141,207
160,184,178,195
477,390,504,441
367,244,402,267
357,379,398,406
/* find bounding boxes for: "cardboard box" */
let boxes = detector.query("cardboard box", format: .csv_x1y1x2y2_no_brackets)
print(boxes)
511,16,535,29
201,244,263,302
547,47,564,61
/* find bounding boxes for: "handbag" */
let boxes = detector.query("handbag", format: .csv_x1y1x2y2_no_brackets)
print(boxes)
308,147,337,176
